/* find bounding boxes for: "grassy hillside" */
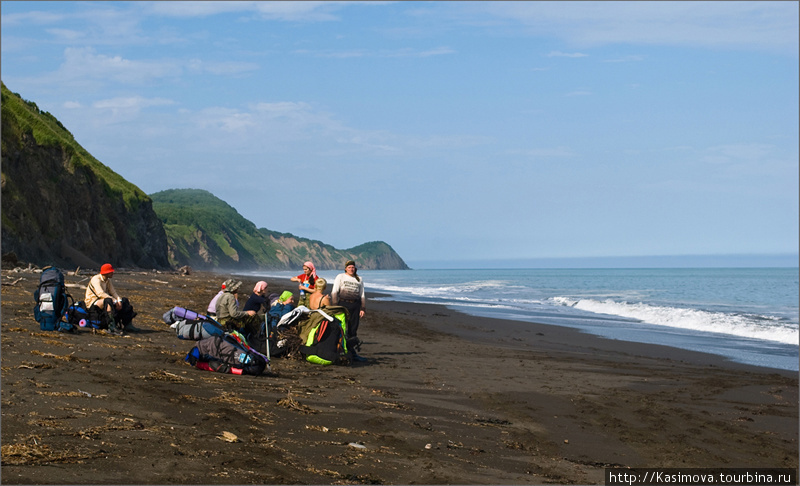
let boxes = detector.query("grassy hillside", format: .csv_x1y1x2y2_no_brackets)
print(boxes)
1,82,147,213
151,189,409,270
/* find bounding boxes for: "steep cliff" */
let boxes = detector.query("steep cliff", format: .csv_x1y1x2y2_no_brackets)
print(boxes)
1,83,170,269
151,188,409,270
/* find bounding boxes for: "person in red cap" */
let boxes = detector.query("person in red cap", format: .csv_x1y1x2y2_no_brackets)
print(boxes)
84,263,137,335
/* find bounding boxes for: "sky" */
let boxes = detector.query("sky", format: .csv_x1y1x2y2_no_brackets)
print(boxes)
1,1,798,268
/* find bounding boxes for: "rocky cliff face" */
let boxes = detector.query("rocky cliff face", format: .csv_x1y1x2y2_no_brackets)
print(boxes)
1,84,170,270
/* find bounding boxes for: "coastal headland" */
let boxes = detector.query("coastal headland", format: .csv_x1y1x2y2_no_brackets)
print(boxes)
2,268,797,484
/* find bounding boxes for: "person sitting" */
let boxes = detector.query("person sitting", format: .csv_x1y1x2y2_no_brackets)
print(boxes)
84,263,137,335
207,280,229,318
215,280,261,336
243,281,269,315
267,291,295,331
307,278,331,310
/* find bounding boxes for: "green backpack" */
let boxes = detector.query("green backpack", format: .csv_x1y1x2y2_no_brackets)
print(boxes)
297,306,351,365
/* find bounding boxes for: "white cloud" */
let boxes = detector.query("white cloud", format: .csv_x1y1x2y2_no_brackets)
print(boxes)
476,1,799,53
142,1,362,22
603,55,646,63
509,147,577,158
93,96,175,110
45,28,85,41
704,143,776,163
294,46,455,59
59,47,182,85
565,90,592,97
546,50,588,58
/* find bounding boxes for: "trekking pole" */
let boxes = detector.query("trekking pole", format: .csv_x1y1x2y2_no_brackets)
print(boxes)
264,314,271,373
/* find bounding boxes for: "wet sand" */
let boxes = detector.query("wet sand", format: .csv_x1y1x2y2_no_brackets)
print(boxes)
1,269,797,484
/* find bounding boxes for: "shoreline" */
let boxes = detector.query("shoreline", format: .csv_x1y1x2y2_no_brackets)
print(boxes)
2,269,797,484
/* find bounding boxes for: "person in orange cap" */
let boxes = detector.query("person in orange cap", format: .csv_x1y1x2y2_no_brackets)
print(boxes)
84,263,138,335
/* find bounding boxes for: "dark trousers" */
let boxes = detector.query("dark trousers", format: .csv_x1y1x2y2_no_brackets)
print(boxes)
339,300,362,349
90,297,135,329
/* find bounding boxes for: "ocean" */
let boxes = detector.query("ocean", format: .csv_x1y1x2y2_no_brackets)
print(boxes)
256,268,799,371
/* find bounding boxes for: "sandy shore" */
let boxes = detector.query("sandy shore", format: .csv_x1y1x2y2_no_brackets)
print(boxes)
1,269,797,484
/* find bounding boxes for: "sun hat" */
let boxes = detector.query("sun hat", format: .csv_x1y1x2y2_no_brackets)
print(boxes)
228,280,243,293
100,263,115,275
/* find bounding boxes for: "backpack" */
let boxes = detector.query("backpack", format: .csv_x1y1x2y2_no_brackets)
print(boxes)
66,301,103,329
297,306,351,366
246,315,288,359
33,267,75,332
163,306,225,340
185,333,268,376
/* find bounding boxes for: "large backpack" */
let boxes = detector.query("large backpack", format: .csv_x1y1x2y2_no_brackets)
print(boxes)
33,267,75,332
246,315,288,359
297,306,351,366
163,306,226,340
185,333,268,376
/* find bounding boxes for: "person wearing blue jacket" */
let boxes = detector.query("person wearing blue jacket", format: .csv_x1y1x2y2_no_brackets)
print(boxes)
267,291,295,331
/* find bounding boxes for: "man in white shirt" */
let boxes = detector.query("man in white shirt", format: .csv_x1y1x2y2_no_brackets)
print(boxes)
331,260,367,362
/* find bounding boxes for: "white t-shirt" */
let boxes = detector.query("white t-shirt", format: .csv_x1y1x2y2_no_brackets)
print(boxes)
332,273,365,306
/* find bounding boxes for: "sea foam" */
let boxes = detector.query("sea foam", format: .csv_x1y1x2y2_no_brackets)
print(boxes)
551,297,798,345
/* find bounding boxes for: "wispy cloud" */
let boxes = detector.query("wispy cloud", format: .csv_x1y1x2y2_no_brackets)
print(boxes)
93,96,175,111
473,1,799,54
294,46,455,59
546,50,588,58
565,90,592,97
141,1,375,22
508,147,577,158
603,55,646,63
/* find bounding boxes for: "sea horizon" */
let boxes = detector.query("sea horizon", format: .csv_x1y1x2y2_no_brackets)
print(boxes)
405,253,800,270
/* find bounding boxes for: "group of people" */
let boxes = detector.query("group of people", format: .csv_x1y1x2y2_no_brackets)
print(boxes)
207,260,368,361
84,260,367,361
83,259,369,361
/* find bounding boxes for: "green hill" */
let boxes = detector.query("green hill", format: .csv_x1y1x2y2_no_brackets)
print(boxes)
151,188,409,270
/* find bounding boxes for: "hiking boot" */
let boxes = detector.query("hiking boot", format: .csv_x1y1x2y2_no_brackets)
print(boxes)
123,323,141,333
352,353,368,363
107,326,124,336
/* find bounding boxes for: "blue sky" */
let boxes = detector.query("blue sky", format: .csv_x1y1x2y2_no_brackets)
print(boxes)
2,1,798,267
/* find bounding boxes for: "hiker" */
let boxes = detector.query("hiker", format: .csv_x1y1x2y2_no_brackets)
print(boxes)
207,280,229,317
331,260,366,362
291,261,317,307
243,281,269,315
307,277,331,310
84,263,137,335
215,280,261,336
267,290,295,330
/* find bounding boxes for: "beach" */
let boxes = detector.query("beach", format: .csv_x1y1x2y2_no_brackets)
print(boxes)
2,268,797,484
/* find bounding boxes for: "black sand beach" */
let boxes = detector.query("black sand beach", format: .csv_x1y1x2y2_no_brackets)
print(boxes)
1,269,797,484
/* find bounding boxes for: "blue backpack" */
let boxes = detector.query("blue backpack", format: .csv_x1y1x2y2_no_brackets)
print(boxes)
33,267,75,332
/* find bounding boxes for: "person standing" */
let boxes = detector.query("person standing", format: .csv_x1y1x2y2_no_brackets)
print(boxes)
331,260,367,362
84,263,137,335
291,261,317,307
